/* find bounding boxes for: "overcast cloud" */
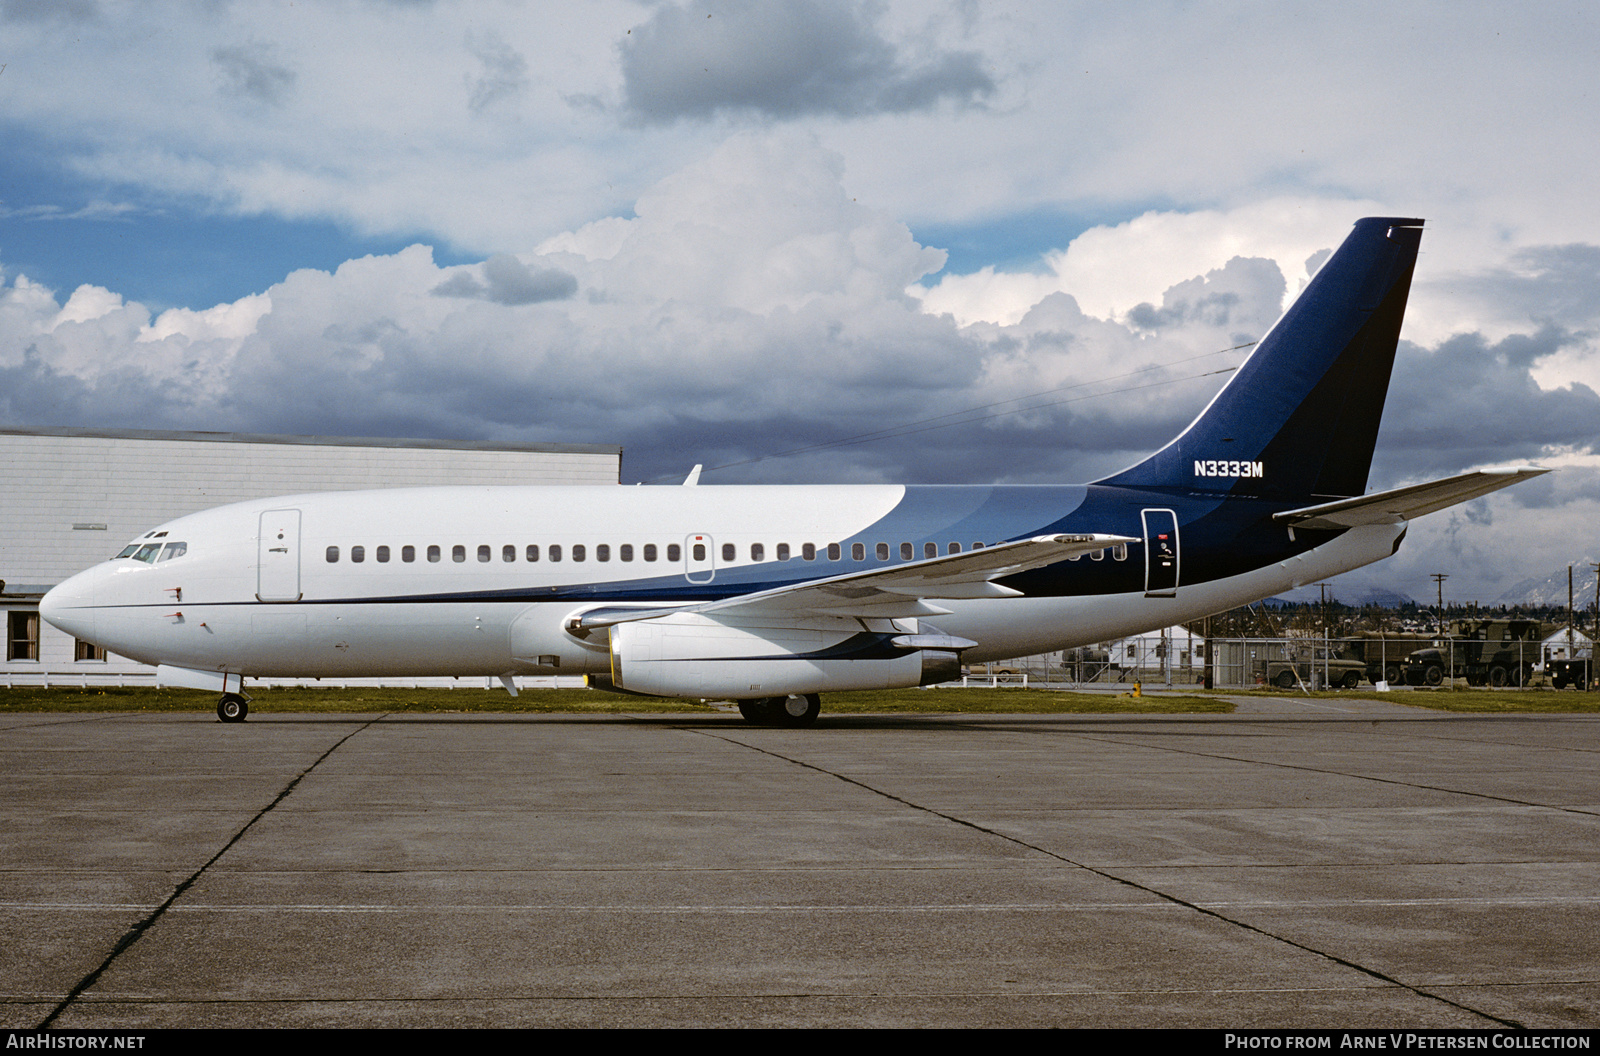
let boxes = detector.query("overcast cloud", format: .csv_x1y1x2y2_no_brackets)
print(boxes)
3,1,1600,602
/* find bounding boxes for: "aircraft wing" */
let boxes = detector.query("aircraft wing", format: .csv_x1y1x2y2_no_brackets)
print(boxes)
570,533,1136,630
1272,468,1548,530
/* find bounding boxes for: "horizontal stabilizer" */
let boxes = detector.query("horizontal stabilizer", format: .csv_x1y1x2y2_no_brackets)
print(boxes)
1272,468,1548,530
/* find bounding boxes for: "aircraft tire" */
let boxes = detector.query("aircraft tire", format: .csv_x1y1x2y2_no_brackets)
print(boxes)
771,693,821,727
217,694,249,723
737,699,777,725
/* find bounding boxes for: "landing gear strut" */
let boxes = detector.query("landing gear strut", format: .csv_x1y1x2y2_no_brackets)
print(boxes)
737,693,821,727
217,693,250,723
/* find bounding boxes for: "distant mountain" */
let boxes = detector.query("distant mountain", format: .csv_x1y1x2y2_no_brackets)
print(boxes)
1496,564,1600,607
1263,585,1415,607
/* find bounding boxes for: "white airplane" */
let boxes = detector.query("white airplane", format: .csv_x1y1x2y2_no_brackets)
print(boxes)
40,217,1543,725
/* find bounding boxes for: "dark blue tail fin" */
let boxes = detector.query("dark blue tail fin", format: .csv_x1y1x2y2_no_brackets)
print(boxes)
1096,216,1424,500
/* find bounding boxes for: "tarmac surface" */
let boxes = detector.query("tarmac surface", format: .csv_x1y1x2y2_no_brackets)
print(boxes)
2,694,1598,1029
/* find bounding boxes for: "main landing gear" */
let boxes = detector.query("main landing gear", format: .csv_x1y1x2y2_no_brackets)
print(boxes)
737,693,821,727
217,693,250,723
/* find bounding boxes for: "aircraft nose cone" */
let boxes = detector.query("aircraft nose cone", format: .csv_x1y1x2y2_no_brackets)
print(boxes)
40,571,97,642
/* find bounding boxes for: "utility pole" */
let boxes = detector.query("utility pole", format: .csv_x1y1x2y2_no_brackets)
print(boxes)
1431,573,1448,633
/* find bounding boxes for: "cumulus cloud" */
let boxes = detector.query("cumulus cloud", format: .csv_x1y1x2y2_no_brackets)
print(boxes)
465,30,528,114
620,0,993,123
432,255,578,305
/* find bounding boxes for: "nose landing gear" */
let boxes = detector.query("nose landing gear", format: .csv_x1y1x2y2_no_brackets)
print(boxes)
217,693,250,723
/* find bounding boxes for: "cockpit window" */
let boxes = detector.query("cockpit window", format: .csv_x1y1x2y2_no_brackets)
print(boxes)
132,543,163,564
156,542,187,562
116,543,142,559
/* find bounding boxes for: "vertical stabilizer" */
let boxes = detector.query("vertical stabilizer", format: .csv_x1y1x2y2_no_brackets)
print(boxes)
1096,217,1424,500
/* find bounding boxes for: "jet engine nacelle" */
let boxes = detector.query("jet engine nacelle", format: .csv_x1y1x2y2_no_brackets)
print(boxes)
602,613,965,698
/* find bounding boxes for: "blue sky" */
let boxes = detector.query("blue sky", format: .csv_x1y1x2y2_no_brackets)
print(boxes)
3,0,1600,603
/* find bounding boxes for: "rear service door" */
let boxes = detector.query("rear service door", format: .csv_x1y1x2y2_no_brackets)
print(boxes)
1142,508,1179,597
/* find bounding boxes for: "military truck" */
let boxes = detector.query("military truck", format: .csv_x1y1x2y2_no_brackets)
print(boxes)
1260,642,1366,689
1549,657,1594,690
1394,619,1551,687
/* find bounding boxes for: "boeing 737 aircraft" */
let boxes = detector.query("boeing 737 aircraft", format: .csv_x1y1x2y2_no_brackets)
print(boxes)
40,217,1544,725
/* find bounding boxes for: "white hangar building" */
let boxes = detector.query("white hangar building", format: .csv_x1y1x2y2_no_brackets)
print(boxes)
1,427,621,687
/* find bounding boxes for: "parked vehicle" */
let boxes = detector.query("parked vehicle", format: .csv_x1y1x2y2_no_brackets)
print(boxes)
1395,619,1551,687
1261,643,1366,689
1549,657,1594,690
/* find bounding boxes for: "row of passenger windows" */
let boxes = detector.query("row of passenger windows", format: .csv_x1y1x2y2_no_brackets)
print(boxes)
323,541,1131,564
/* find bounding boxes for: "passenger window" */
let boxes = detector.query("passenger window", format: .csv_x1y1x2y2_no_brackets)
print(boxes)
667,544,680,562
827,543,840,561
621,544,634,562
402,545,415,562
427,545,441,563
948,542,961,554
721,543,735,562
692,544,705,561
802,543,816,561
377,546,390,563
900,543,913,560
597,544,611,562
453,545,466,563
972,542,985,550
643,543,657,562
526,544,539,562
477,545,490,563
924,542,936,559
876,543,889,560
573,545,586,562
776,543,790,561
852,543,865,561
326,546,340,563
549,544,562,562
750,543,763,561
351,546,365,563
502,545,515,563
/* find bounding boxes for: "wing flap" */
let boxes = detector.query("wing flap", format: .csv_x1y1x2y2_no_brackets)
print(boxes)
1273,468,1547,530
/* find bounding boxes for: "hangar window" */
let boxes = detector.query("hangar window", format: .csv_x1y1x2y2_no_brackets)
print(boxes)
900,543,913,560
802,543,816,561
526,545,539,562
427,545,441,563
351,546,365,564
402,545,415,563
643,544,657,562
852,543,865,561
7,611,39,662
722,543,735,562
8,611,40,661
667,544,681,562
573,545,586,562
477,545,491,563
621,544,634,562
876,543,889,561
750,543,763,561
75,638,106,662
597,544,611,562
157,542,187,562
776,543,790,561
502,545,515,563
377,546,390,563
453,545,466,563
549,544,563,562
827,543,841,561
326,546,340,563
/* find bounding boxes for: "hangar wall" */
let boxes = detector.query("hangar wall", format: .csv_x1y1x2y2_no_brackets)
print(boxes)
1,427,622,688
